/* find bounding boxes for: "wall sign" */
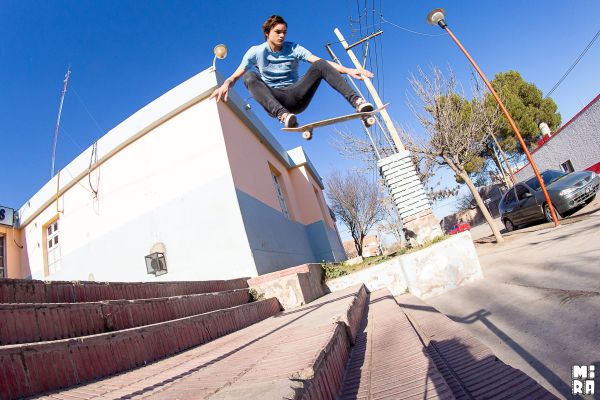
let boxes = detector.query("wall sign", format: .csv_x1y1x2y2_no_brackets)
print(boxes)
0,206,15,227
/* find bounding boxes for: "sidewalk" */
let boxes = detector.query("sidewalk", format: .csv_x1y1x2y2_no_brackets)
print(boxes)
427,208,600,398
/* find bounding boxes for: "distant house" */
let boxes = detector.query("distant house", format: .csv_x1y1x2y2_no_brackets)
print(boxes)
343,235,382,258
516,93,600,181
8,68,346,281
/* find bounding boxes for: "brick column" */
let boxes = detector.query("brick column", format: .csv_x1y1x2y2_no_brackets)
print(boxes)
378,151,443,245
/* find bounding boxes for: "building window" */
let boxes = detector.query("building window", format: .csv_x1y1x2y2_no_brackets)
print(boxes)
271,172,289,218
45,219,62,276
313,186,328,222
0,235,4,278
560,160,574,173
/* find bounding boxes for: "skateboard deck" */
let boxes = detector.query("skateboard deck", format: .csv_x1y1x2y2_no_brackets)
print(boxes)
282,103,389,140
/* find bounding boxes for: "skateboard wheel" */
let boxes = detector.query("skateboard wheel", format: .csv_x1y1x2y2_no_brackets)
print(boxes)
302,131,313,140
365,116,376,127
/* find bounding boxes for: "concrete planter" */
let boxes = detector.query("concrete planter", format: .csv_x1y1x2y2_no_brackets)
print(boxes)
326,232,482,299
247,263,325,309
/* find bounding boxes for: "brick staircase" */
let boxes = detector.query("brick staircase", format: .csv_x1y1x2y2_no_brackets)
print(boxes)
0,279,558,399
0,278,280,399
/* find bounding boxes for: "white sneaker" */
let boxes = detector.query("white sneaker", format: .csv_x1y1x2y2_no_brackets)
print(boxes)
279,113,298,128
354,98,374,113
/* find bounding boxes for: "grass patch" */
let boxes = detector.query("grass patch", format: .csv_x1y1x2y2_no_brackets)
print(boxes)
322,234,450,281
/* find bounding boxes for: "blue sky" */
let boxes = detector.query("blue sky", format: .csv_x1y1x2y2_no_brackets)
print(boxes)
2,1,599,225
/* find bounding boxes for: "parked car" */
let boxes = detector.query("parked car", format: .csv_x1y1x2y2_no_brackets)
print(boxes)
448,222,471,235
498,169,599,231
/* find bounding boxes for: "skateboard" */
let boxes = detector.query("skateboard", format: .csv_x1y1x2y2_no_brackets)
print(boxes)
282,103,389,140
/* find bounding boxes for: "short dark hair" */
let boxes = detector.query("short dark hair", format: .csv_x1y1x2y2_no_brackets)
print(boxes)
262,15,287,39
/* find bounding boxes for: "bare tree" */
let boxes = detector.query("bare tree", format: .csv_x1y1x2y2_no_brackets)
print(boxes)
404,66,504,243
378,196,403,244
326,170,385,257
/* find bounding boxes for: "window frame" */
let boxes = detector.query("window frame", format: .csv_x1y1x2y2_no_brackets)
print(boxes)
269,165,290,219
43,215,61,277
560,160,575,173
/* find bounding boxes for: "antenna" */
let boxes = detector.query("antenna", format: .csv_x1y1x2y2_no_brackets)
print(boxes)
50,66,71,178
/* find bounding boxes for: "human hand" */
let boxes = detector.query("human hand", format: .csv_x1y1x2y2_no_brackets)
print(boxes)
348,68,374,80
209,82,231,102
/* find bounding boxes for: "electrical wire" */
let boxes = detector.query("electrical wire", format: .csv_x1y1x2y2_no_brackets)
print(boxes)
71,85,105,134
546,27,600,97
381,16,446,37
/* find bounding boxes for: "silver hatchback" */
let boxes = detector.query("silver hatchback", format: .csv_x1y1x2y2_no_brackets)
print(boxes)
498,169,599,231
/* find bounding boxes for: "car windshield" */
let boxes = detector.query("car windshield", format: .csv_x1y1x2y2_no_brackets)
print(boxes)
525,170,567,191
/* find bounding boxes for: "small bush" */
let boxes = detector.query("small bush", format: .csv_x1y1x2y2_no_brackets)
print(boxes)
248,288,265,302
321,263,348,281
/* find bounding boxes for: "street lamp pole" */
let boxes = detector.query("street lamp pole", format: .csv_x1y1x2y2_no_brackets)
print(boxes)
426,9,559,226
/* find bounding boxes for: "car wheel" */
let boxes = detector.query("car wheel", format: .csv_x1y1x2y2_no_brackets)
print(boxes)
504,218,515,232
543,203,561,222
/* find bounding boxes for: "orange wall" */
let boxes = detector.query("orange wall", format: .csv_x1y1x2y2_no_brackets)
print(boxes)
219,104,330,226
0,226,27,278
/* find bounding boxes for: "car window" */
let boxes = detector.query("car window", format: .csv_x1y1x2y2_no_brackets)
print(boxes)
525,170,566,191
503,189,516,204
515,185,530,200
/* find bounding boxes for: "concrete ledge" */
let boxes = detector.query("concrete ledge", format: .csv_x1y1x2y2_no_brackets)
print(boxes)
248,263,326,309
326,232,482,299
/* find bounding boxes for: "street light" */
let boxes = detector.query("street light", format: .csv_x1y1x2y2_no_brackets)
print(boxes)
212,44,228,71
427,8,559,227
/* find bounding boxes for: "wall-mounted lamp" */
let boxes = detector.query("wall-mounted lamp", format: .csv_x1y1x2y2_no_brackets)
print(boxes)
212,44,228,71
145,252,167,276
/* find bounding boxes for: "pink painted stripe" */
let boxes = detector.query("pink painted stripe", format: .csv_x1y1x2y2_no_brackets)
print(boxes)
585,161,600,173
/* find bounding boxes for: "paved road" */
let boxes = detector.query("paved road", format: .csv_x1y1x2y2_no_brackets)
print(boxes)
428,198,600,399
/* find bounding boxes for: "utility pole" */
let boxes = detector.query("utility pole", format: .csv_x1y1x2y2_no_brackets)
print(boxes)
489,131,515,184
333,28,443,245
51,67,71,178
334,28,404,152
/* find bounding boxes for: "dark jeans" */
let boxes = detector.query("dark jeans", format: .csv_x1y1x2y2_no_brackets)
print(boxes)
242,59,359,118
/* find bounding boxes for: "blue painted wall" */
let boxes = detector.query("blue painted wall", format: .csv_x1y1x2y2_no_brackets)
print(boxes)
236,189,345,275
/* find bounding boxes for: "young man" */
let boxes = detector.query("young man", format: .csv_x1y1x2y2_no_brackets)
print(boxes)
209,15,374,128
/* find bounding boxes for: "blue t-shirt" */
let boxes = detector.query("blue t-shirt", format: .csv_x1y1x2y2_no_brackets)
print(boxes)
238,41,313,88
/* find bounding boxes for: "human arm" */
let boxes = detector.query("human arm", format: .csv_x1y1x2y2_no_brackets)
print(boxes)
307,55,374,80
209,67,246,103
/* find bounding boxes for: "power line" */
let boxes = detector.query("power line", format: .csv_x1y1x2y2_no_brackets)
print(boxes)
546,27,600,97
381,16,446,37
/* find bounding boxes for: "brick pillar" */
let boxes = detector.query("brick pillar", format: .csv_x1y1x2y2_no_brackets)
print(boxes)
378,151,443,246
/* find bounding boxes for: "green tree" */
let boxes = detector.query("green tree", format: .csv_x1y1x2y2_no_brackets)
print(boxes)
489,70,561,153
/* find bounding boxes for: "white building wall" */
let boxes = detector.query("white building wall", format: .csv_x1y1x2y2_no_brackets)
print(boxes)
516,95,600,181
19,72,256,282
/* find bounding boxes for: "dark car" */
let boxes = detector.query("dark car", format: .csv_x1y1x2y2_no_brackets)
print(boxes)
498,169,599,231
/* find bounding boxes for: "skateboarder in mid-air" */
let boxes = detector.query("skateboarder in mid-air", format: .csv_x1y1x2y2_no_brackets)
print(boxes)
209,15,374,128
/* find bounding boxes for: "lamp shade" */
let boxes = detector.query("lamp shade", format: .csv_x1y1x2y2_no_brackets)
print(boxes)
426,8,446,26
213,44,228,60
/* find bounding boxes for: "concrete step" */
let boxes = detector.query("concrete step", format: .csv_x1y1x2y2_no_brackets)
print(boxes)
395,294,558,400
0,298,280,400
0,277,249,304
339,289,455,399
31,284,368,399
0,289,250,345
